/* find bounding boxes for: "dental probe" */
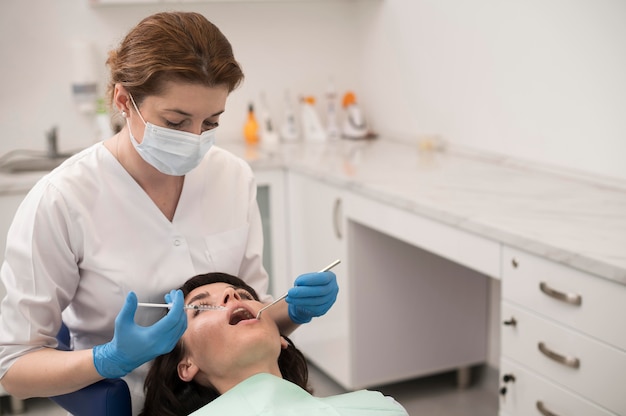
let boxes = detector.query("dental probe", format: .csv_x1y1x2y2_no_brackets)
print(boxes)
255,259,341,320
137,302,226,311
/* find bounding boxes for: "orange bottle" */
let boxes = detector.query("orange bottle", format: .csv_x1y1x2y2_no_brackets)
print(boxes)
244,103,259,145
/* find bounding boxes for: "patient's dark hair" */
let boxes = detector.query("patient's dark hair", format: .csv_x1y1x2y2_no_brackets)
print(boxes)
140,272,310,416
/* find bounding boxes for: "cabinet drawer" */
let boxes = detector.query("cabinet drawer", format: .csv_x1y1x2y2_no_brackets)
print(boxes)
499,358,617,416
502,246,626,350
501,303,626,415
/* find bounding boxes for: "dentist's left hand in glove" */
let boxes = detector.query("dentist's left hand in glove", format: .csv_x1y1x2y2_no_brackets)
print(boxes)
92,289,187,378
286,271,339,324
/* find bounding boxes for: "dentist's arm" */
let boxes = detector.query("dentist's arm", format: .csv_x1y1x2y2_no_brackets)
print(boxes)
1,348,102,399
1,290,187,398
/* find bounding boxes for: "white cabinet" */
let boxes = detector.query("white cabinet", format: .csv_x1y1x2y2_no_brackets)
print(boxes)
500,246,626,416
254,169,289,298
499,359,615,416
287,172,491,390
286,172,351,385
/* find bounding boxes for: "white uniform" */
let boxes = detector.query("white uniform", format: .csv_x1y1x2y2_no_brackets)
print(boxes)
0,142,270,414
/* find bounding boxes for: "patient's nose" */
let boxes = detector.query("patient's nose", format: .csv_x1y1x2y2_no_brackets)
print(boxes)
222,287,241,304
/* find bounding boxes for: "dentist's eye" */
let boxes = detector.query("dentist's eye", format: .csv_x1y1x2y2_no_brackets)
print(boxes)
203,120,219,131
165,120,184,129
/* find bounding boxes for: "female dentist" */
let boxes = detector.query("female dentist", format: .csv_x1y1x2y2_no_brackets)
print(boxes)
0,11,338,415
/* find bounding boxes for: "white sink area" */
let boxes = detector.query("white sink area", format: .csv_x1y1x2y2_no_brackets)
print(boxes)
0,156,69,173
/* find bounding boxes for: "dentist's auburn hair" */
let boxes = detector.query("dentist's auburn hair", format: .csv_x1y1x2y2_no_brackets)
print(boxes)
106,11,244,108
139,272,310,416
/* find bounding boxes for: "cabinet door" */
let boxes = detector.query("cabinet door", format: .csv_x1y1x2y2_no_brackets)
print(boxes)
499,358,617,416
501,302,626,415
255,170,289,299
502,246,626,351
286,173,346,277
286,172,350,386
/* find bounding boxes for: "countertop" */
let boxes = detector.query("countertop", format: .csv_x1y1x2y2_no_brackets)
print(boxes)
224,140,626,286
2,139,625,285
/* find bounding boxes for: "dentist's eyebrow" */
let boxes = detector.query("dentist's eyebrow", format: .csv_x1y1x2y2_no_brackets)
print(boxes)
164,108,225,117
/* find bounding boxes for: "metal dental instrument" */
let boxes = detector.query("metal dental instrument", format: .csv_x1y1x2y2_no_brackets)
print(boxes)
138,302,226,311
256,259,341,320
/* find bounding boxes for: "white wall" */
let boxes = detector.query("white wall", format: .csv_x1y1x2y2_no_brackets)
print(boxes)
357,0,626,181
1,0,624,181
0,0,362,154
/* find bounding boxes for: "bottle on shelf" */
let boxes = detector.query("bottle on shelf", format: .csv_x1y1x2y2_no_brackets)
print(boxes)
300,96,327,142
341,91,368,139
243,103,259,145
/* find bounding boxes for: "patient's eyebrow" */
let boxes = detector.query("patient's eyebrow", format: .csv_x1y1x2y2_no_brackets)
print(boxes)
187,292,210,305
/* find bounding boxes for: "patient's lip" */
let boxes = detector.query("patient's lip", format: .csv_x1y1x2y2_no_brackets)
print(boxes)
227,303,256,325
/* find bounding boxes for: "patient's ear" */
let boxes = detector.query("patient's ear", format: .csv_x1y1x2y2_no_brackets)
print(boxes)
280,336,289,350
178,358,199,382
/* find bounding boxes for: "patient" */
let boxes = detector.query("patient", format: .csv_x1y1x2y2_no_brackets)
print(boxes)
140,272,408,416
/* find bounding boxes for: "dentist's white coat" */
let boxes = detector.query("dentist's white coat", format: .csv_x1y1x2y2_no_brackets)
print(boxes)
0,142,270,414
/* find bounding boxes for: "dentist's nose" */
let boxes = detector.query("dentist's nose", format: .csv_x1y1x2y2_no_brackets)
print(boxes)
222,287,241,305
190,123,206,135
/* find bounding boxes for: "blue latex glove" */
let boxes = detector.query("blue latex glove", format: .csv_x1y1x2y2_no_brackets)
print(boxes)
93,290,187,378
286,271,338,324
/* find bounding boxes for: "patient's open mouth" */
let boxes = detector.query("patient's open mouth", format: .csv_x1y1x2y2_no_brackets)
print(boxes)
229,307,255,325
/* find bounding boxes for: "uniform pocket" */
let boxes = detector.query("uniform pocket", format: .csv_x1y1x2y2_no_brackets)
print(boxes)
203,224,249,275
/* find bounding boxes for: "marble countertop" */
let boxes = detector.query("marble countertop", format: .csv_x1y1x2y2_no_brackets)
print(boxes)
2,140,624,285
223,140,626,286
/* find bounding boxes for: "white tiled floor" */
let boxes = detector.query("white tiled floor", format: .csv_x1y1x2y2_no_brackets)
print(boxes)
0,365,499,415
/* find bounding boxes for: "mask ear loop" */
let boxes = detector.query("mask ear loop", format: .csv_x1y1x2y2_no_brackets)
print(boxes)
128,93,148,126
125,93,147,149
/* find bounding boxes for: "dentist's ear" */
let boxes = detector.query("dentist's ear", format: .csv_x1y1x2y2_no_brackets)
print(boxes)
177,358,199,382
113,84,131,116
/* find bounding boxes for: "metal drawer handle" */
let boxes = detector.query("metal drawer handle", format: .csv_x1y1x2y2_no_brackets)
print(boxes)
539,282,582,306
538,342,580,369
502,317,517,327
537,400,560,416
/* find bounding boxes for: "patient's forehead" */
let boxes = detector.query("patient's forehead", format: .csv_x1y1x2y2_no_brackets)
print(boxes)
185,282,229,300
185,282,255,302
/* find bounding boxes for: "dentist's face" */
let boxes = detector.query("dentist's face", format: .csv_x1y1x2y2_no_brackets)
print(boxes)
121,80,229,140
177,282,285,388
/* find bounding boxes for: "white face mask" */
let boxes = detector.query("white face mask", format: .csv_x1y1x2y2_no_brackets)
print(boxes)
126,94,216,176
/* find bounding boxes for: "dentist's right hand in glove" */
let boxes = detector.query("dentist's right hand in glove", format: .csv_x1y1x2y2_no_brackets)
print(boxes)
92,289,187,379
